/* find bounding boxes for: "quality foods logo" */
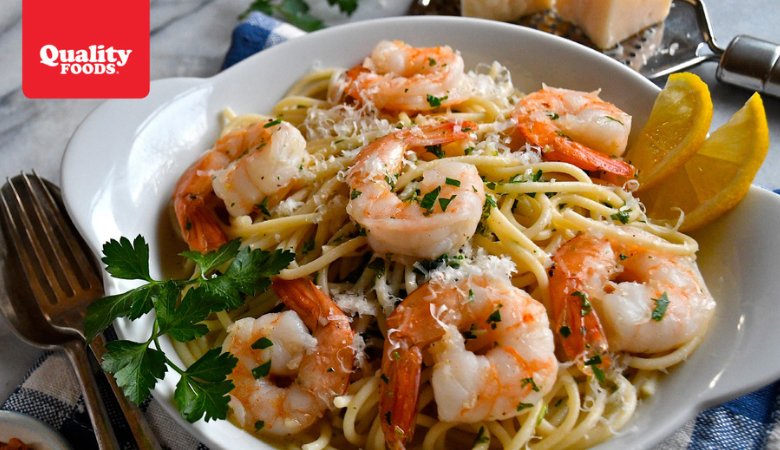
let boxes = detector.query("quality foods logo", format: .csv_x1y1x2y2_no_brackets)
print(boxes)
23,0,149,99
39,45,132,75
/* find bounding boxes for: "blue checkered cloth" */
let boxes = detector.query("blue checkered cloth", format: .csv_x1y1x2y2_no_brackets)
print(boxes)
3,11,779,450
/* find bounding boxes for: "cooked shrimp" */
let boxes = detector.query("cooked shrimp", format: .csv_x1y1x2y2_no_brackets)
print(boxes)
549,230,715,372
512,86,635,177
380,260,558,449
223,278,354,436
173,119,309,252
333,40,471,112
346,121,485,260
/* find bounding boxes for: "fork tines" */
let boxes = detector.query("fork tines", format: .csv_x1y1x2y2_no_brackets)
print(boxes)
0,172,103,313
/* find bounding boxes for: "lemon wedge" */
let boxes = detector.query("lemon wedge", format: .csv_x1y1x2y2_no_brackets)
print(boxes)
625,73,713,191
639,92,769,233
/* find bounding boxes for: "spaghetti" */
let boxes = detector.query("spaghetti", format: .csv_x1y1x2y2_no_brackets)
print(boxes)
169,41,714,450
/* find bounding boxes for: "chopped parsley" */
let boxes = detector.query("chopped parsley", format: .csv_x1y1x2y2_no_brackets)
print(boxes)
252,360,272,379
572,291,592,315
605,115,624,125
263,118,281,128
420,186,441,212
445,177,461,187
426,94,448,108
546,112,559,120
516,402,534,411
487,306,502,329
426,144,445,159
611,209,630,224
302,238,315,255
251,337,273,350
350,189,362,200
257,197,271,217
559,326,572,338
651,292,670,321
521,377,540,392
438,195,456,212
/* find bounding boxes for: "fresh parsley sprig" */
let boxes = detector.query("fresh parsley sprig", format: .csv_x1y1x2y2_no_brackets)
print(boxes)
84,236,295,422
239,0,360,32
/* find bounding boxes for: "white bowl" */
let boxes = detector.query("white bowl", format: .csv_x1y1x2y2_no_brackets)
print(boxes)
61,16,780,450
0,411,73,450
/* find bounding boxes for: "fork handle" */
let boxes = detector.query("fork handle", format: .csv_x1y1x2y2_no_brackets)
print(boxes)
90,334,163,450
717,35,780,98
62,339,120,450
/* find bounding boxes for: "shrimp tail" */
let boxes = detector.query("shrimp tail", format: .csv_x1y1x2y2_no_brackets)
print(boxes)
518,121,635,177
273,277,355,405
174,194,228,253
549,235,613,374
272,278,339,331
556,285,611,373
404,120,477,147
380,344,423,450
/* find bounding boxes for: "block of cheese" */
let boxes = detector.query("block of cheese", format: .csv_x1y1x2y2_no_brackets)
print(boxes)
556,0,672,49
462,0,554,22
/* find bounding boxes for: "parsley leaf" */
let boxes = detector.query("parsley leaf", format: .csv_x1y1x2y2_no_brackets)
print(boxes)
420,186,441,212
651,292,670,321
426,94,448,108
101,340,167,405
174,349,237,422
473,426,489,445
426,144,445,159
252,337,274,350
101,236,152,281
611,209,630,224
572,291,592,315
86,236,294,423
180,239,241,276
438,195,456,212
240,0,325,32
327,0,358,15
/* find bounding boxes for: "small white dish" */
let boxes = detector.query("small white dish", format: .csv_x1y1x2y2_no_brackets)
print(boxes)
60,15,780,450
0,411,73,450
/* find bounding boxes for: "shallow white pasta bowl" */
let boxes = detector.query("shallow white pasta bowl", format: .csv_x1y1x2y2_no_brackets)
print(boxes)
60,15,780,450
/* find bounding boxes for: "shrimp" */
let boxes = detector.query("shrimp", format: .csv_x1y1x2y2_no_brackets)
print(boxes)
512,85,635,177
346,121,485,260
380,261,558,449
173,119,309,252
222,278,354,435
548,230,715,373
333,40,471,112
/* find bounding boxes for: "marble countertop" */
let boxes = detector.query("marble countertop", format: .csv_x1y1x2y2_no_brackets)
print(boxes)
0,0,778,405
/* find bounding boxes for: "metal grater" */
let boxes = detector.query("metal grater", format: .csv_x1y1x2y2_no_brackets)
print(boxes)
410,0,780,97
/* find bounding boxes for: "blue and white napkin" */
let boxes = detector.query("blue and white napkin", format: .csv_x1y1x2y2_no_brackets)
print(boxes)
4,11,780,450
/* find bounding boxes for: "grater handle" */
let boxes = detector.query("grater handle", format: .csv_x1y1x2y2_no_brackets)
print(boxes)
716,35,780,98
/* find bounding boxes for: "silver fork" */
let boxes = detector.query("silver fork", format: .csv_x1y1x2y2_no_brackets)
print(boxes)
0,172,161,450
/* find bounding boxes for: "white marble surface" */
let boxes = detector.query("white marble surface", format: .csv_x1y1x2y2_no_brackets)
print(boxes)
0,0,778,407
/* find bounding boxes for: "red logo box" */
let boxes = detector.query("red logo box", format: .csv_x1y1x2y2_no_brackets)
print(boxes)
23,0,149,99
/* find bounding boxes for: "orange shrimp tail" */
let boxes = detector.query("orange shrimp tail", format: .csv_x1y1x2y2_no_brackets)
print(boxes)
272,278,337,331
344,64,370,103
549,252,611,374
273,278,355,399
518,122,635,177
174,195,228,253
380,344,423,450
404,120,477,147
